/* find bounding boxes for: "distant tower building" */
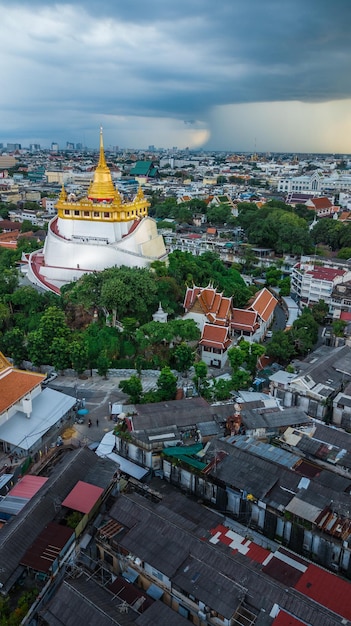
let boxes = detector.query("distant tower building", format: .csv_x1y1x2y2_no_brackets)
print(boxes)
7,143,21,151
152,303,168,324
26,129,167,294
30,144,41,152
76,143,83,150
51,142,59,152
66,142,74,150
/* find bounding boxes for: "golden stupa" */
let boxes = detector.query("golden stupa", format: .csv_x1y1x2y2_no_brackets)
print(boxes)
26,128,167,294
56,128,148,222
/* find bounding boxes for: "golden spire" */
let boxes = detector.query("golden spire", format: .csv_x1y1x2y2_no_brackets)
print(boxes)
58,183,67,202
87,127,117,201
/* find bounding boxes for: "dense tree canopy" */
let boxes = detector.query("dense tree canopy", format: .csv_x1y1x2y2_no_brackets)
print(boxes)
237,201,312,254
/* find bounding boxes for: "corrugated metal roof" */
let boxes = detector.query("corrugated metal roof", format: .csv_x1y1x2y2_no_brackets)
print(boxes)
232,437,300,468
0,387,75,451
172,555,244,619
39,575,139,625
20,522,74,573
9,474,48,499
0,448,102,592
136,600,190,626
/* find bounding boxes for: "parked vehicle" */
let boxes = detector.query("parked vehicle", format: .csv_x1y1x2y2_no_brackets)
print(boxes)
42,372,58,386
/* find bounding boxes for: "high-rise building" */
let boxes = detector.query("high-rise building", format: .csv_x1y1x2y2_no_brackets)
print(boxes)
51,142,59,152
7,143,21,151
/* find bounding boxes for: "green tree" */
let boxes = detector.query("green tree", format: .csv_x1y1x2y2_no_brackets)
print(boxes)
70,340,88,374
231,368,251,390
0,327,27,366
100,276,130,324
332,319,347,337
9,285,45,315
278,277,291,297
239,341,265,376
20,219,35,233
0,302,11,330
119,374,143,404
212,378,234,401
193,360,208,392
265,267,282,286
62,271,103,309
265,330,295,363
206,204,233,225
337,247,351,259
227,346,245,372
172,342,195,374
156,366,178,401
27,329,50,366
38,306,69,344
51,337,71,372
0,268,18,297
97,353,111,378
311,299,329,325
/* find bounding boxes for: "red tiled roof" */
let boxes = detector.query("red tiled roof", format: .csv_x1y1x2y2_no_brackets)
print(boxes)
183,286,201,310
184,285,232,324
339,211,351,221
250,288,278,323
231,308,258,331
0,370,45,413
62,480,104,514
340,311,351,321
200,324,231,349
309,266,345,281
216,296,231,320
0,219,21,231
307,197,333,209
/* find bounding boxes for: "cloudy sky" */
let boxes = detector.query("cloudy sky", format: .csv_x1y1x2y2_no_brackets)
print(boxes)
1,0,351,153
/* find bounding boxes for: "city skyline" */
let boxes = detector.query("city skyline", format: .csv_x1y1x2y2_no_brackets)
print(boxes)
1,0,351,153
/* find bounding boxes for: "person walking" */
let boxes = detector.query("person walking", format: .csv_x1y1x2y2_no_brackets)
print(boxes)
96,419,99,427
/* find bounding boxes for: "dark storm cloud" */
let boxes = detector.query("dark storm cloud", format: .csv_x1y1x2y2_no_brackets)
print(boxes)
1,0,351,146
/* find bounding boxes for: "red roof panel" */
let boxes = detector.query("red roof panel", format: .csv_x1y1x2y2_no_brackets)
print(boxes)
295,564,351,620
272,610,306,626
9,475,48,499
62,480,104,514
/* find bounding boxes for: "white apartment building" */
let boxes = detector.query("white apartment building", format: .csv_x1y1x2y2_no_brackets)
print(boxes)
291,260,351,308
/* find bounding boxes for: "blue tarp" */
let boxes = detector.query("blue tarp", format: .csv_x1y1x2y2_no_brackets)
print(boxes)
146,583,164,600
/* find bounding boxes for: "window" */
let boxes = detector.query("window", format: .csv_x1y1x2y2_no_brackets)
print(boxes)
84,211,89,217
94,211,99,217
64,210,69,215
104,212,109,218
74,210,80,216
213,348,222,354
